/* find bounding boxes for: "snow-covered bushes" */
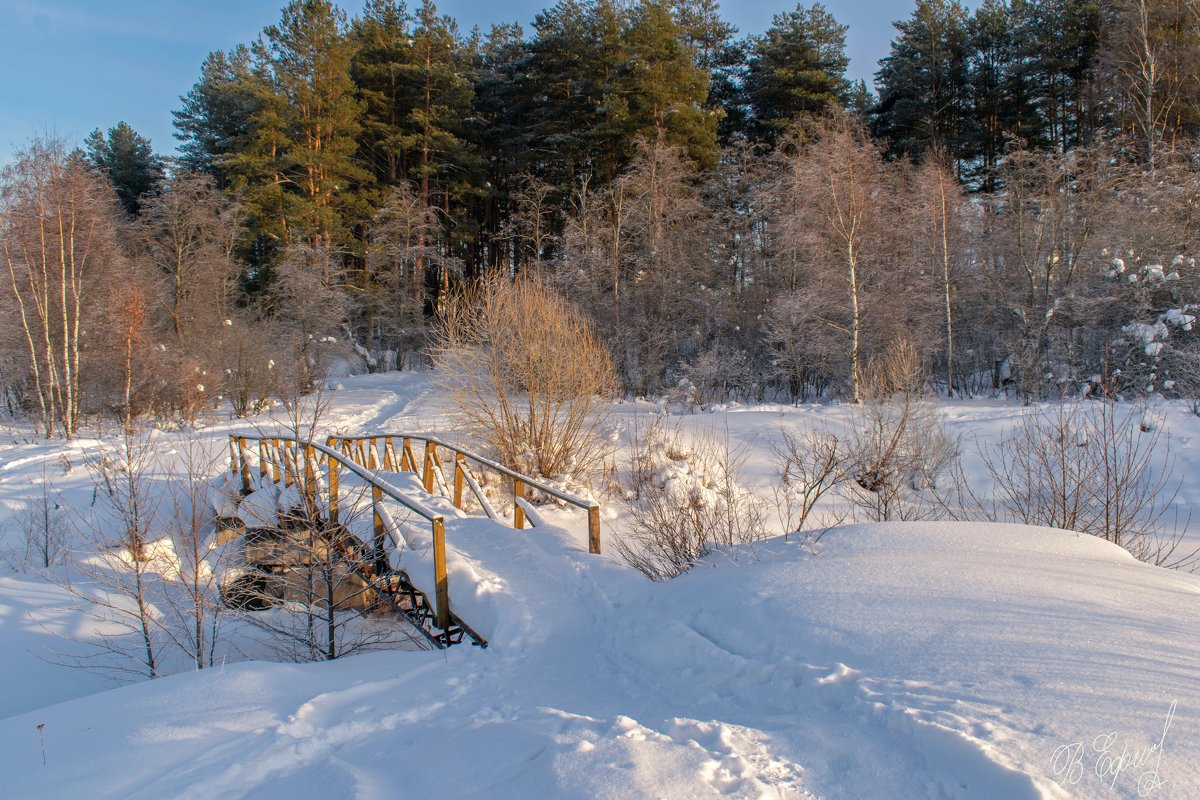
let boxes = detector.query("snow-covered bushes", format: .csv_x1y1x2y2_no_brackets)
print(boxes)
844,340,959,521
978,401,1194,568
615,417,768,580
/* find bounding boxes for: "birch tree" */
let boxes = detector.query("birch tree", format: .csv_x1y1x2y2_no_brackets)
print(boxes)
1,137,123,438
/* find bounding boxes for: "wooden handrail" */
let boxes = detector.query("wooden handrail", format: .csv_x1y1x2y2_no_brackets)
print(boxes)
330,433,603,554
228,434,450,630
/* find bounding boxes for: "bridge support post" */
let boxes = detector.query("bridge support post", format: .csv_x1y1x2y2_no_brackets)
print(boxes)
237,436,252,494
432,518,449,630
423,442,436,493
328,459,340,526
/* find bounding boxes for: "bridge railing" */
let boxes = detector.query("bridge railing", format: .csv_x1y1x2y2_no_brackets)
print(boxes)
227,434,452,630
328,434,602,555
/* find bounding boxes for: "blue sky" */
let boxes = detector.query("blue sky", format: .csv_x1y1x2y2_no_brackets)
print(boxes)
0,1,951,163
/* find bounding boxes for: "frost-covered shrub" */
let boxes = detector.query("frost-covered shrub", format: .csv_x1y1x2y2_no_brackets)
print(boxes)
678,343,754,405
616,417,767,580
844,340,959,522
431,276,616,481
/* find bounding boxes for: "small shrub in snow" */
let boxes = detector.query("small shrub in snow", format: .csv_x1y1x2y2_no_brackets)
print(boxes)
844,340,959,522
772,427,851,540
616,419,768,580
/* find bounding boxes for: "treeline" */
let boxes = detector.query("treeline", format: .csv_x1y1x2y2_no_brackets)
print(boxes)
4,0,1200,437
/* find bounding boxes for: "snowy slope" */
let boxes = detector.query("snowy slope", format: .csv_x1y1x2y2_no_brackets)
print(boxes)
0,519,1196,799
0,372,1198,799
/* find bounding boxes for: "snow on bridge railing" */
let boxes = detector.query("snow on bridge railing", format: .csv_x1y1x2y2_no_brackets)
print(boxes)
328,434,602,555
227,434,452,632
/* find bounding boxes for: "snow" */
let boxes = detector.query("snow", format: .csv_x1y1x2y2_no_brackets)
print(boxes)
0,373,1198,798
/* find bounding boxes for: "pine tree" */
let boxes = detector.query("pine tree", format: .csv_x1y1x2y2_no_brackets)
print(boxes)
624,0,718,169
263,0,368,246
83,122,165,215
1011,0,1103,153
872,0,972,163
352,0,417,188
173,46,259,188
744,3,850,144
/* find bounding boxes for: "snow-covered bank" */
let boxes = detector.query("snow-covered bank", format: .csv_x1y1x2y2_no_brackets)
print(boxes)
0,372,1198,798
0,519,1195,799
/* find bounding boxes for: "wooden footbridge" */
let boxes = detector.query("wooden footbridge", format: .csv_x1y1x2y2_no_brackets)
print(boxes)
224,433,602,648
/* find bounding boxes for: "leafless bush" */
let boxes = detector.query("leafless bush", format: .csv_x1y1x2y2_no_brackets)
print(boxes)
52,431,165,680
772,427,851,541
844,340,959,521
220,313,279,418
615,421,768,580
156,439,227,670
980,400,1196,569
1166,339,1200,416
17,469,67,569
432,275,615,481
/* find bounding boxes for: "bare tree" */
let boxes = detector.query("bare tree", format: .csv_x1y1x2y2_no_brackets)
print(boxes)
772,115,932,402
136,172,243,421
989,147,1114,400
270,242,350,394
911,151,969,396
12,464,67,569
157,438,227,670
52,431,164,680
510,174,559,277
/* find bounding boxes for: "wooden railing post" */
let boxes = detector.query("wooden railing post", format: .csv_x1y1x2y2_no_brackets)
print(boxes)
372,484,386,573
304,444,318,509
402,437,416,473
258,440,268,479
453,452,465,509
228,436,238,478
432,518,449,630
271,438,282,484
513,479,526,530
588,506,601,554
423,441,436,493
237,436,252,494
384,436,396,471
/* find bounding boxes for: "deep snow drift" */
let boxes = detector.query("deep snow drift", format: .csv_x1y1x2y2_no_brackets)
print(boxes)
0,373,1196,799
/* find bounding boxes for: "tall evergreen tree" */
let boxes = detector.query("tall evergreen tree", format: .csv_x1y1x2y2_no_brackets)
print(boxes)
872,0,972,163
352,0,417,188
743,3,850,144
263,0,368,246
83,121,165,215
1011,0,1103,153
173,46,259,188
624,0,719,168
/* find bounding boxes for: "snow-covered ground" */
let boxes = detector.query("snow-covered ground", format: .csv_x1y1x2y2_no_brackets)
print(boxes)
0,372,1197,799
